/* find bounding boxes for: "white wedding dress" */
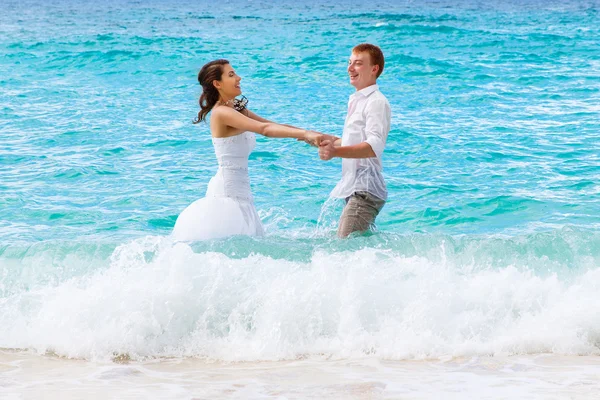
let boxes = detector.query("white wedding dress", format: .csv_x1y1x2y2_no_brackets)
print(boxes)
171,131,264,241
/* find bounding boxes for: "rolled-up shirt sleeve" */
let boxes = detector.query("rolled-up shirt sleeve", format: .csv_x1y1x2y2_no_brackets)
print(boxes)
364,98,391,159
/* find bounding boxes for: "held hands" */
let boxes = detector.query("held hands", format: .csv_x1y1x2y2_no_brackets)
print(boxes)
302,130,323,147
297,130,336,160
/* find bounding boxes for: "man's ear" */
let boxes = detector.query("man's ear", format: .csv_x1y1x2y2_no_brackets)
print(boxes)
372,64,380,76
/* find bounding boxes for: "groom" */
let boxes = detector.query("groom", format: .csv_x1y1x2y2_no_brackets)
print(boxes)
318,43,391,238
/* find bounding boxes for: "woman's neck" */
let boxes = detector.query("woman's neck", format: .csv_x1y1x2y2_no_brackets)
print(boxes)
217,96,234,107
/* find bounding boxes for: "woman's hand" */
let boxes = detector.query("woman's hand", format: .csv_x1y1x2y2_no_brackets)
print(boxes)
303,130,323,147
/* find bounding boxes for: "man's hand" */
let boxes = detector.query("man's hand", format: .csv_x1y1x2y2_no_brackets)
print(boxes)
319,139,336,160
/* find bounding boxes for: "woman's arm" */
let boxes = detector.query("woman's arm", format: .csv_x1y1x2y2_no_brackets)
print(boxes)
246,109,302,130
245,108,336,146
245,109,273,123
212,106,323,144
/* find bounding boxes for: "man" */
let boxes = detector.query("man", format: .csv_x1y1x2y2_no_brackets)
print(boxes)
318,43,391,238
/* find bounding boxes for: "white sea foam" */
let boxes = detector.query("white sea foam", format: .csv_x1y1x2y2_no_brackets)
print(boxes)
0,236,598,362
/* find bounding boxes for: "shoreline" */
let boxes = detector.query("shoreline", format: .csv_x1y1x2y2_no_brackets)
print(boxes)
2,350,599,399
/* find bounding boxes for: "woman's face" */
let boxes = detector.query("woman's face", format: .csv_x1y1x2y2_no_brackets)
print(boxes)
214,64,242,99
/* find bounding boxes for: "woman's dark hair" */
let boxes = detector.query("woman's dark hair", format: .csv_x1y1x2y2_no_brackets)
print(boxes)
194,59,230,124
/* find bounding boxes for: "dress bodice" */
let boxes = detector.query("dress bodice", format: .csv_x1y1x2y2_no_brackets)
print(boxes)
212,131,256,170
206,132,256,201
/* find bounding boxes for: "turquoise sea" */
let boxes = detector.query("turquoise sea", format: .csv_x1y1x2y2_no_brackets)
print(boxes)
1,0,600,397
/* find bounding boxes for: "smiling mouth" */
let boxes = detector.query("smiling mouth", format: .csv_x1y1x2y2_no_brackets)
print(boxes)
349,74,358,79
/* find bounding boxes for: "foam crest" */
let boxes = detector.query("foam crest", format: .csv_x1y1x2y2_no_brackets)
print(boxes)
0,236,598,361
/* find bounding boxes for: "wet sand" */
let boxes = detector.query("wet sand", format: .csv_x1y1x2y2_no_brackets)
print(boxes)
1,350,599,399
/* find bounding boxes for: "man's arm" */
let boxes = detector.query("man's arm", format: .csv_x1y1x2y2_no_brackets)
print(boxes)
362,99,391,159
319,141,374,160
319,98,390,160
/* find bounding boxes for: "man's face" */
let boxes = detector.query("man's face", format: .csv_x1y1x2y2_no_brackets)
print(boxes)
348,51,378,90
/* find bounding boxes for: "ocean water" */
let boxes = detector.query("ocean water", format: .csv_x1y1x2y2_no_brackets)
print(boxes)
1,0,600,397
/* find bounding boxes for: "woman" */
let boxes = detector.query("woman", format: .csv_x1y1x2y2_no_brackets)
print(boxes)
171,59,322,241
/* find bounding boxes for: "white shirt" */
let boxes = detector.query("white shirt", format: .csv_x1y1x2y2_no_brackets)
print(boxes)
330,84,391,201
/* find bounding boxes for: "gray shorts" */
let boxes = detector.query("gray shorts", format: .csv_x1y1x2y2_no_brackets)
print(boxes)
337,191,385,238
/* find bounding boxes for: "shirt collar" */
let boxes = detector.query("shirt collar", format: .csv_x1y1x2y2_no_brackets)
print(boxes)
350,84,379,100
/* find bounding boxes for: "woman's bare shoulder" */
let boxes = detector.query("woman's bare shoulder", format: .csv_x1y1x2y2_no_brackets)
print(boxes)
209,109,246,138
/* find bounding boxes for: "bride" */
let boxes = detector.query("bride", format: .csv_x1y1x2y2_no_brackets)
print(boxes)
171,59,322,241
